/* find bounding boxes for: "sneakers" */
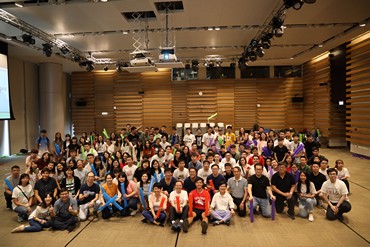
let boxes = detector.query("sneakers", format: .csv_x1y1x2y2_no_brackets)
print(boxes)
308,213,314,222
182,220,189,233
212,221,220,226
130,209,138,216
17,216,24,223
177,220,183,231
287,213,295,220
201,221,208,234
171,222,178,231
11,225,25,233
225,220,230,226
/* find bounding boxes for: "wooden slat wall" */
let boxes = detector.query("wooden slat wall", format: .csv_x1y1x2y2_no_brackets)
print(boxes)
114,72,143,129
72,73,304,133
71,72,95,135
142,70,172,128
346,31,370,147
303,54,331,137
94,72,115,134
234,80,257,130
285,78,304,130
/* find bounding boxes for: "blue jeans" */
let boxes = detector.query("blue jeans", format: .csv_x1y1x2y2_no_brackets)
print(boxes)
142,210,166,223
298,197,316,218
25,219,51,232
250,197,271,217
14,206,28,220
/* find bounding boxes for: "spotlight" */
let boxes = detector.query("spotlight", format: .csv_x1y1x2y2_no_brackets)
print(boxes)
79,61,87,67
73,55,81,62
22,34,35,45
216,60,222,67
191,59,199,71
274,27,284,38
208,62,214,68
86,61,94,72
272,17,284,29
250,39,259,48
284,0,304,10
42,43,53,57
60,46,69,54
103,65,109,71
256,47,265,58
246,46,253,53
262,39,271,49
238,57,248,70
115,64,122,72
185,64,191,70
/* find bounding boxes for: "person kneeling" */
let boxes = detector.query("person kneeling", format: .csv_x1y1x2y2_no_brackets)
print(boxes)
141,183,167,226
210,182,234,226
78,172,101,221
169,181,189,231
296,172,316,222
50,188,78,232
183,178,210,235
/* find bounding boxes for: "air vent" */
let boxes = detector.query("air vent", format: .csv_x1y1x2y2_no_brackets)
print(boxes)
154,1,184,13
121,11,157,21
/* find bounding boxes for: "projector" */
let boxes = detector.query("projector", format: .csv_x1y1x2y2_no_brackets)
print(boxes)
159,47,177,62
130,50,154,67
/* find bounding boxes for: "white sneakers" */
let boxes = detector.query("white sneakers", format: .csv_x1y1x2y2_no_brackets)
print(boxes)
308,213,314,222
130,209,138,216
11,225,25,233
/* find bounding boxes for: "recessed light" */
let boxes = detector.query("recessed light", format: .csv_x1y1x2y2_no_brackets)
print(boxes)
290,57,294,60
318,44,323,48
212,47,216,50
215,27,221,31
208,27,213,31
15,2,24,7
359,23,366,27
102,112,108,115
122,31,128,34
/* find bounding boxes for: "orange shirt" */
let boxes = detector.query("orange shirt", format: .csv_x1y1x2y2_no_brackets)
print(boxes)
103,183,118,198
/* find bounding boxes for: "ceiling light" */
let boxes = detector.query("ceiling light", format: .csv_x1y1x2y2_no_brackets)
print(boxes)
208,27,214,31
290,57,294,60
262,39,271,49
215,27,221,31
250,39,259,48
238,57,248,70
101,112,108,115
284,0,304,10
42,43,53,57
249,52,257,62
101,0,108,2
359,23,366,27
60,46,69,54
274,27,284,37
318,44,323,48
103,65,109,71
22,34,35,45
122,31,129,34
256,47,265,58
272,17,284,29
14,2,24,7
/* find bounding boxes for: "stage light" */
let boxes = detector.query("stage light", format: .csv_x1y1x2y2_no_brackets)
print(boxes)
274,27,284,37
249,51,257,62
250,39,259,48
192,60,199,71
246,46,253,53
86,61,94,72
22,34,35,45
230,62,236,68
79,61,87,67
284,0,304,10
42,43,53,57
185,64,191,70
272,17,284,29
303,0,316,3
116,64,122,72
60,46,69,54
73,55,81,62
238,57,248,70
262,39,271,49
256,47,265,58
103,65,109,71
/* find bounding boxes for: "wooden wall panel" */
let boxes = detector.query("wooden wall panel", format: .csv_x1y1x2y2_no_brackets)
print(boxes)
172,81,187,125
217,81,235,126
71,72,95,135
285,78,304,131
234,80,257,130
346,31,370,147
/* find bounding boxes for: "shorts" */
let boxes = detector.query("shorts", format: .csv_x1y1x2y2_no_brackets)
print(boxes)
193,208,205,220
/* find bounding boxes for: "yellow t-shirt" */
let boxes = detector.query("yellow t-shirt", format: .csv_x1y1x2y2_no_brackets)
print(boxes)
225,133,236,147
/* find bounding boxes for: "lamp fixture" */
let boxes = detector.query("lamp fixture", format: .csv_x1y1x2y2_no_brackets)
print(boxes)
42,43,53,57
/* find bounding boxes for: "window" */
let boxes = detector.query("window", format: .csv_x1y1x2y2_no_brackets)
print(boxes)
240,66,270,78
274,66,302,78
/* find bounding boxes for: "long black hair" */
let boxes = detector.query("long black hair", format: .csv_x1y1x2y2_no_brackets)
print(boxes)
297,171,311,194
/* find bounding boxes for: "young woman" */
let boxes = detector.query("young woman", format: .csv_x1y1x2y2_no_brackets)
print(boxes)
152,138,162,154
100,174,124,219
141,183,167,226
239,157,249,178
121,136,133,156
117,172,139,216
61,167,81,199
258,132,268,155
25,162,39,188
142,140,155,160
237,128,248,145
114,135,123,153
114,151,124,168
52,132,63,161
137,173,151,212
172,150,182,171
12,173,34,222
93,156,106,183
151,148,166,168
150,160,164,182
55,162,66,190
11,193,53,233
291,163,300,183
36,152,50,170
180,146,191,165
261,139,274,159
95,135,106,159
134,159,151,183
63,134,71,158
68,137,80,156
335,159,350,193
67,159,77,170
102,151,111,169
296,172,316,222
285,155,294,173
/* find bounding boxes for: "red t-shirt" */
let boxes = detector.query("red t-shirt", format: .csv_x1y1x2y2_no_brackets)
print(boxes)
191,189,210,210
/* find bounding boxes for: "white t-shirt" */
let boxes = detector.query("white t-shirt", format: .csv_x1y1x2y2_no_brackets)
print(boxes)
198,168,212,183
210,191,234,211
336,168,350,179
221,158,237,167
123,165,137,181
164,153,174,164
295,181,317,195
74,168,89,184
202,133,215,153
169,190,188,209
107,143,115,154
12,184,34,209
28,205,50,220
321,179,349,203
319,169,329,180
183,134,196,149
173,168,189,181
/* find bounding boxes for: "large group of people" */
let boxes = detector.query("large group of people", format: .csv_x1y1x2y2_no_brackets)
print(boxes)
4,124,352,234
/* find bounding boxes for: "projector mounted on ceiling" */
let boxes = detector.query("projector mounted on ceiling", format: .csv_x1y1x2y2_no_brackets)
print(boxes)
156,46,184,68
129,50,154,67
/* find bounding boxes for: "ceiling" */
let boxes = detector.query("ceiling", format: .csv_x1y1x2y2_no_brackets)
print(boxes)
0,0,369,72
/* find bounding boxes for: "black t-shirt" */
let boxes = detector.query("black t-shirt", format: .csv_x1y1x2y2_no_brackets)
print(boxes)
273,145,288,162
195,135,203,149
308,172,327,191
34,177,57,199
183,176,202,194
207,174,226,190
128,133,140,146
78,183,100,205
304,141,320,160
160,177,177,194
224,171,234,182
271,172,295,195
248,174,270,199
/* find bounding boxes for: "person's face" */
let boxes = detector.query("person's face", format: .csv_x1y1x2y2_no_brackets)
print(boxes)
87,156,94,164
84,145,90,151
293,136,299,142
320,160,328,169
300,158,307,166
57,164,63,171
165,171,172,179
126,158,133,166
328,171,337,182
307,136,313,142
118,176,125,183
44,194,53,205
292,165,298,172
145,128,149,134
158,149,164,156
279,132,285,138
227,128,231,133
142,162,149,169
225,166,231,173
211,166,219,175
313,150,319,156
214,154,220,161
230,147,236,154
42,171,50,180
300,172,307,182
153,186,161,195
175,151,181,158
87,173,95,183
175,182,182,191
265,159,271,166
41,132,47,138
312,164,319,173
225,153,231,160
286,156,292,163
44,153,49,160
113,161,119,168
197,129,202,135
166,147,171,153
195,180,203,189
178,161,185,169
255,165,263,176
233,168,241,177
66,169,73,177
77,161,83,168
186,129,191,134
48,163,54,170
208,128,212,134
60,191,69,201
278,164,287,174
336,161,344,169
21,176,29,185
192,144,197,151
286,131,291,138
31,162,38,169
11,168,20,177
271,160,278,169
141,174,148,182
253,157,259,164
219,184,226,193
200,154,206,160
162,136,167,142
191,156,197,162
252,149,258,155
106,175,113,184
207,156,214,163
189,169,197,178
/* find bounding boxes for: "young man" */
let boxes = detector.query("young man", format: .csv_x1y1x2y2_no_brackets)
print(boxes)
122,156,137,181
198,160,212,183
321,168,351,221
183,178,211,234
183,167,201,194
227,166,248,217
298,156,311,173
202,127,214,153
289,133,305,164
160,135,171,150
50,188,78,232
35,129,50,157
304,134,320,160
213,128,225,150
169,127,181,146
223,163,234,181
34,168,58,203
248,163,276,218
160,168,177,196
247,147,264,166
25,149,39,169
273,137,289,162
229,145,240,162
4,165,20,209
225,126,236,148
183,128,196,149
78,172,100,221
169,181,189,231
308,147,326,166
173,160,190,182
210,182,234,225
188,153,203,172
273,130,290,148
206,164,226,198
74,160,89,185
221,152,237,169
308,162,327,206
82,142,98,159
271,163,296,219
319,158,329,180
195,128,203,153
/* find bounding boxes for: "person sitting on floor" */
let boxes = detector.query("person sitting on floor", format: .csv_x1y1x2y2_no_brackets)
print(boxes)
4,165,20,209
169,181,189,231
11,192,53,233
78,172,100,221
210,181,234,226
183,178,210,235
141,183,167,226
117,172,139,217
50,188,78,232
12,173,34,222
100,174,125,219
321,168,351,221
296,172,316,222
